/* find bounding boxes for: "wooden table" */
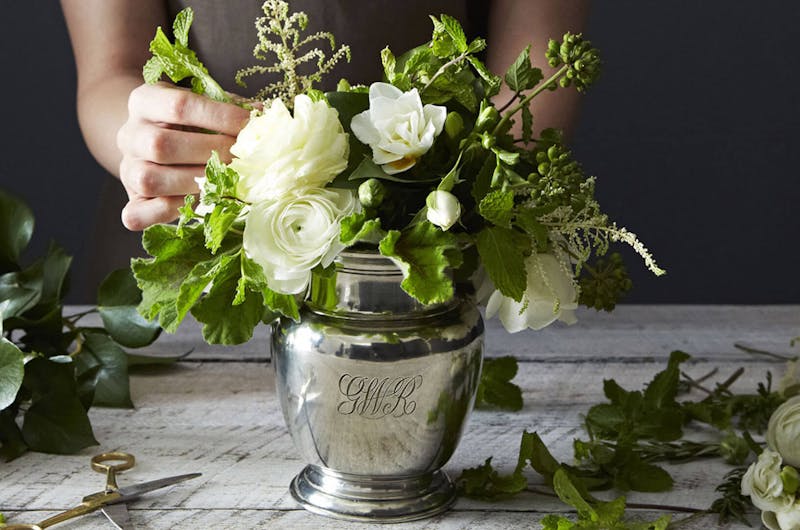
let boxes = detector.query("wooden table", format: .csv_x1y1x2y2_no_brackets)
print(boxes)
2,305,797,529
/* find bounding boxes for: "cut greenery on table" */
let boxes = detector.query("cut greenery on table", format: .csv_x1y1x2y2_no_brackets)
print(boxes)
0,189,176,461
461,348,800,528
133,2,664,347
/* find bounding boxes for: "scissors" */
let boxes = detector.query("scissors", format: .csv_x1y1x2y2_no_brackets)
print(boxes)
5,451,200,530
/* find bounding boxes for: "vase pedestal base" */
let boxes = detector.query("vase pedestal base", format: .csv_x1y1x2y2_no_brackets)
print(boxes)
289,465,456,522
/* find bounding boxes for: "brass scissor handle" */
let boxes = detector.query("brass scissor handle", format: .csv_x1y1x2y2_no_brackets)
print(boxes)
91,451,135,491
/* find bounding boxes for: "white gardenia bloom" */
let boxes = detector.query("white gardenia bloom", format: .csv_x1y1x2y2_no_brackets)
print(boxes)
768,396,800,468
763,505,800,530
426,190,461,231
741,449,795,513
350,82,447,175
230,95,349,203
243,188,358,295
486,254,578,333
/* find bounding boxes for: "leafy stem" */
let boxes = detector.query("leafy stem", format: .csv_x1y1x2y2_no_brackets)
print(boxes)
492,65,568,136
734,342,797,361
421,50,472,94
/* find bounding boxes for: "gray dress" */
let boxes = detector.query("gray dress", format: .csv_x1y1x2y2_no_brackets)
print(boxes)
88,0,483,294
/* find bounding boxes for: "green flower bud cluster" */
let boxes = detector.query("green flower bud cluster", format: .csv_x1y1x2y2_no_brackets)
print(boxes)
546,32,601,92
529,144,590,212
578,252,632,312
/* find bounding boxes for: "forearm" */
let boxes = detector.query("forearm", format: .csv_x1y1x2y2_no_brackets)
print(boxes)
487,0,590,138
75,71,142,176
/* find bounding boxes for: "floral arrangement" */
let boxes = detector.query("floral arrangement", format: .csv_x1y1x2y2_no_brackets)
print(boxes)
742,394,800,529
134,1,664,344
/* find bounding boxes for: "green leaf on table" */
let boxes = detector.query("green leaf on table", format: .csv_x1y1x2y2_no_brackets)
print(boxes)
127,350,191,367
21,357,98,454
144,7,228,102
378,221,460,305
475,356,523,411
191,253,264,344
0,408,27,461
97,268,161,348
478,189,515,228
504,45,543,93
0,339,24,409
0,189,34,273
457,457,527,500
475,225,529,302
81,333,132,408
643,350,690,409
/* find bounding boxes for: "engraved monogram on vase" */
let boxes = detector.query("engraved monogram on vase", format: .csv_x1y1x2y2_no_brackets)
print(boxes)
336,373,423,418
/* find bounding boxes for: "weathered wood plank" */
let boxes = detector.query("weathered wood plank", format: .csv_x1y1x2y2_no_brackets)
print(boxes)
0,508,751,530
1,358,776,529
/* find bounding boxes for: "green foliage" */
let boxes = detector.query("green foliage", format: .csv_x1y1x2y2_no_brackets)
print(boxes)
579,253,633,312
475,226,529,302
708,467,751,526
545,33,602,92
378,222,461,305
504,45,544,93
143,8,229,102
475,356,523,411
0,190,164,461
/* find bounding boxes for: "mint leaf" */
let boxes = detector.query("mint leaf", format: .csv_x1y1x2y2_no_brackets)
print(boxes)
97,268,161,348
204,203,242,253
0,189,34,273
440,14,468,53
475,226,529,302
176,253,236,323
467,56,501,98
553,468,596,521
0,339,24,409
145,8,228,102
479,189,515,228
643,350,690,409
505,45,544,92
204,151,239,200
475,356,523,411
378,222,460,305
191,253,264,344
429,15,458,58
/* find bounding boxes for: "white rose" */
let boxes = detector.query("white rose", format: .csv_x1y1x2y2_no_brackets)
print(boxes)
230,95,349,203
741,449,795,513
486,254,578,333
426,190,461,231
768,396,800,468
763,506,800,530
350,82,446,175
243,188,358,295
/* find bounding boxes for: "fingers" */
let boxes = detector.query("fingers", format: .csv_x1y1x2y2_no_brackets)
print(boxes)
120,158,205,198
119,121,236,164
121,195,187,231
128,83,250,136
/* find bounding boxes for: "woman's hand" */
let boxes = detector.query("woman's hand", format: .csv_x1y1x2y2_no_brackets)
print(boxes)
116,82,251,230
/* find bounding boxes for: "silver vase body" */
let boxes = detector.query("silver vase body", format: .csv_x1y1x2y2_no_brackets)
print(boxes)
272,250,484,522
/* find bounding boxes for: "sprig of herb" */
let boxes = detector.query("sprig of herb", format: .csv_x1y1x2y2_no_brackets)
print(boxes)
0,190,168,461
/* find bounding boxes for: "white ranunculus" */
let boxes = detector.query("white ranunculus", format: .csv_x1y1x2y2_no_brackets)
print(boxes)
230,95,349,203
768,396,800,468
486,254,578,333
243,188,358,295
426,190,461,231
776,505,800,530
350,82,446,175
741,449,795,513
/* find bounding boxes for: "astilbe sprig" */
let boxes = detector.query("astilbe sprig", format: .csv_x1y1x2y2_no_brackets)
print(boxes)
235,0,351,104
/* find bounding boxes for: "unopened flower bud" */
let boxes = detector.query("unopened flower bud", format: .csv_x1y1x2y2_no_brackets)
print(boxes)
358,178,386,208
444,111,464,139
475,103,499,133
426,190,461,231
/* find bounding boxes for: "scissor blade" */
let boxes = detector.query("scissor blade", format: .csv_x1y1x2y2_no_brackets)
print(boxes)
113,473,202,503
102,502,133,529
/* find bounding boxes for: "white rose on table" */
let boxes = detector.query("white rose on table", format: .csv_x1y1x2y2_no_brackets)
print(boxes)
767,396,800,468
741,449,795,513
350,82,446,175
230,95,349,203
243,188,358,295
426,190,461,231
486,254,578,333
763,504,800,530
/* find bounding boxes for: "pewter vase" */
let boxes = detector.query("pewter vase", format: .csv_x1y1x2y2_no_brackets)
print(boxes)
272,249,484,522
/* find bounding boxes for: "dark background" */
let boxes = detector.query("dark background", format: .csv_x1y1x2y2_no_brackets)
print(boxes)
1,3,798,304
